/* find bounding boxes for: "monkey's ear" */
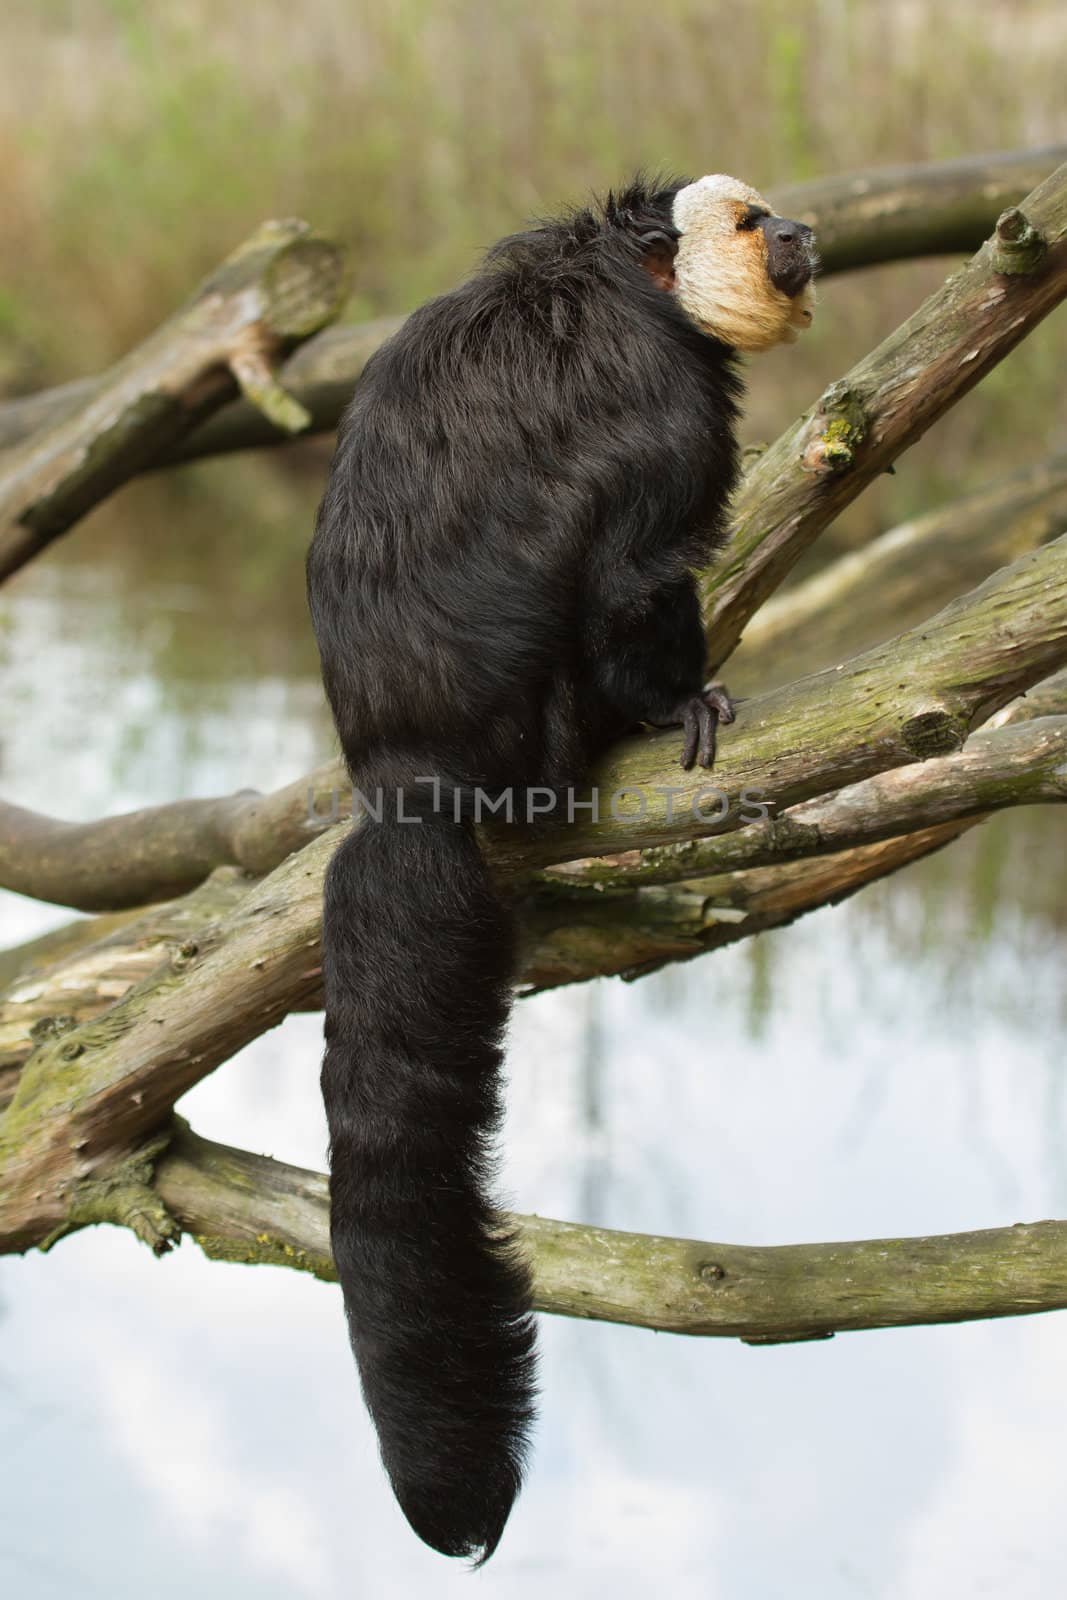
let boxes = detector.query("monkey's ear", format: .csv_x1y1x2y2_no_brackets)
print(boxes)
637,228,678,291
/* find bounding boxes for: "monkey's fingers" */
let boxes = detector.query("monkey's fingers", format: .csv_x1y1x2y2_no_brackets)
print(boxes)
679,701,701,770
702,682,736,725
697,702,719,768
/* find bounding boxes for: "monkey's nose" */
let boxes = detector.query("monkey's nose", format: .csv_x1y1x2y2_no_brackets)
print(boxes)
771,218,813,246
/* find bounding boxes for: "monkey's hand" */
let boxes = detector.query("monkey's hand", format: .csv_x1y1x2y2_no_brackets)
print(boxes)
651,682,735,770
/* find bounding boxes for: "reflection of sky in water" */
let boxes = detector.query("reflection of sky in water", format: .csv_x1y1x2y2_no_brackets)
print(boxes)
3,564,1067,1598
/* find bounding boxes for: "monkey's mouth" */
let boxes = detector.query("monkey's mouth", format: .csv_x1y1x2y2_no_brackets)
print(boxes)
760,216,818,299
771,252,817,298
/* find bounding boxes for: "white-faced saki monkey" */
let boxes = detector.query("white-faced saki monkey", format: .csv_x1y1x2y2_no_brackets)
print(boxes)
307,173,817,1562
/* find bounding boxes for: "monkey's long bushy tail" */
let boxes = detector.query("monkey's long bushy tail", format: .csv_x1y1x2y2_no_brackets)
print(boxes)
320,807,536,1563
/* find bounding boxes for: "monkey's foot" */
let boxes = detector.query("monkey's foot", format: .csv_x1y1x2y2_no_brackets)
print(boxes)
674,682,736,770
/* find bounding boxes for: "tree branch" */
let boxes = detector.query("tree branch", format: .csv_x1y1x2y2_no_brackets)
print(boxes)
0,819,976,1085
143,1124,1067,1342
704,158,1067,669
772,144,1067,275
734,455,1067,692
0,763,342,912
536,714,1067,895
521,822,974,989
0,221,348,582
5,665,1061,1074
0,867,254,1090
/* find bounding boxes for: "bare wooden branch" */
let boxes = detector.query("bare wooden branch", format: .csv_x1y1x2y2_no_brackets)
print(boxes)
145,1125,1067,1341
9,660,1065,1078
0,763,342,912
0,817,976,1084
0,220,348,582
0,317,399,469
23,650,1055,1071
704,158,1067,670
772,144,1067,275
0,834,325,1252
0,149,1061,474
0,832,966,1241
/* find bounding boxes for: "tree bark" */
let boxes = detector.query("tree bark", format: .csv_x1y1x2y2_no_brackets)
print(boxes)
0,868,254,1089
0,221,348,582
520,821,974,989
535,713,1067,894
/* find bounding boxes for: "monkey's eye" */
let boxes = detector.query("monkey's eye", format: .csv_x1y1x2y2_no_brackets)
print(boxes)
736,207,769,232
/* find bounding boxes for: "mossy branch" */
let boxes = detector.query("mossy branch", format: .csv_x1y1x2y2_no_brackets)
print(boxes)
734,455,1067,693
0,819,988,1085
704,157,1067,669
520,821,974,990
534,713,1067,897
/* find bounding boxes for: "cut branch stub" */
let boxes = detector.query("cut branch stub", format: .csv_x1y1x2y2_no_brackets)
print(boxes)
0,219,348,582
991,205,1048,274
798,379,868,476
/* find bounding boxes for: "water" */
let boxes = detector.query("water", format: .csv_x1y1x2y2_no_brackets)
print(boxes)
2,496,1067,1598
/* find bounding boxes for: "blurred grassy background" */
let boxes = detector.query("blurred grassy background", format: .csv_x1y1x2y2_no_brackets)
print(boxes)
1,0,1065,687
3,0,1065,372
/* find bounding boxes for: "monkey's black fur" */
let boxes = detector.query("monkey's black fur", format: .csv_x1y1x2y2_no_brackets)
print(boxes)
307,177,744,1562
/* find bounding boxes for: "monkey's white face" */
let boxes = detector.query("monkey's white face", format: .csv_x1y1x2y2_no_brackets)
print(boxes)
671,175,817,353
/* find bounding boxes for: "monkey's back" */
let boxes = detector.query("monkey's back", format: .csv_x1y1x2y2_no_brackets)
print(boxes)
307,186,741,790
